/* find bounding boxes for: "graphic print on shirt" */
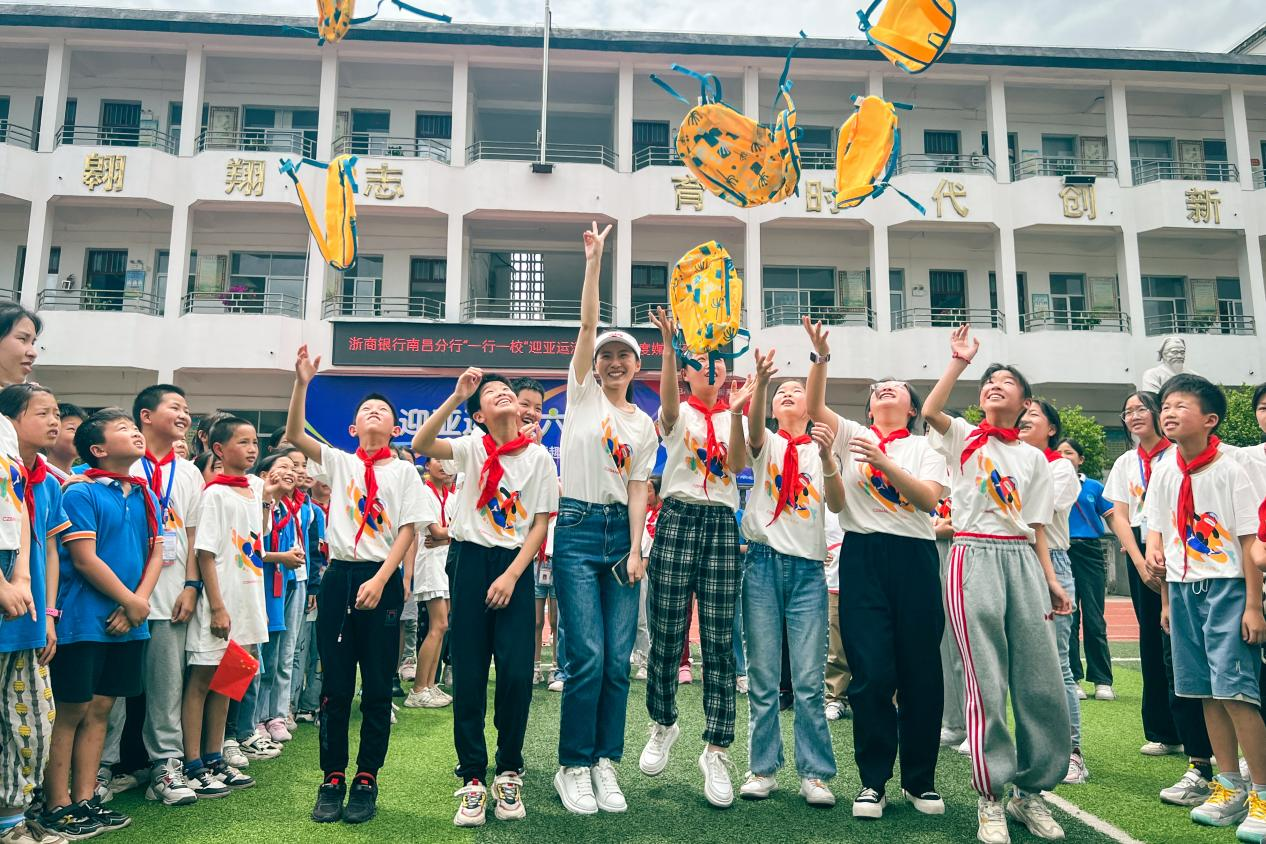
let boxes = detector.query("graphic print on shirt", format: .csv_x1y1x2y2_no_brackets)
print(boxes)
482,485,527,540
766,459,820,520
0,454,22,514
684,430,730,487
974,455,1022,520
1177,511,1231,565
344,478,390,541
602,416,633,478
231,528,265,576
858,462,913,513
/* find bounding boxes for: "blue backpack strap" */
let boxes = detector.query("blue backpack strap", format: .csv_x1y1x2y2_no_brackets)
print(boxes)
672,333,702,371
875,128,926,215
773,31,807,112
856,0,883,32
350,0,452,26
650,74,691,106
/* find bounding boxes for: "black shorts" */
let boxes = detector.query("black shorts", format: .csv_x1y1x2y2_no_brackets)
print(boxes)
51,640,145,704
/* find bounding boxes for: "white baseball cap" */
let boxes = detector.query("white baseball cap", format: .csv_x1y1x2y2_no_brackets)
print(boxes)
594,330,641,361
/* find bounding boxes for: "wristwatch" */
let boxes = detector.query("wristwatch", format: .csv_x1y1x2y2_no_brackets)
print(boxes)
184,579,204,593
809,351,830,364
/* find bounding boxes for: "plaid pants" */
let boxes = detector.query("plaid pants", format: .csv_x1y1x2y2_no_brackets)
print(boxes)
646,496,740,747
0,649,55,806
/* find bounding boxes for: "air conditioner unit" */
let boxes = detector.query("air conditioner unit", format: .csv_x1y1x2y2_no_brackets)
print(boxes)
1063,174,1097,186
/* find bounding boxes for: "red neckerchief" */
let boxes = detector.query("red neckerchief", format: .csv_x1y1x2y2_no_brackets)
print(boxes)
869,425,910,486
84,469,159,549
538,511,557,563
685,396,729,497
768,430,812,525
205,474,250,490
959,422,1020,469
935,498,952,520
353,447,392,550
142,449,174,496
1138,439,1169,489
23,456,46,542
426,480,450,527
476,434,531,510
646,504,661,539
1176,436,1221,581
1043,448,1063,463
270,494,301,552
1257,496,1266,543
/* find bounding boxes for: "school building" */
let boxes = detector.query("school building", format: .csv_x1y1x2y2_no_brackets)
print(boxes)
2,4,1266,442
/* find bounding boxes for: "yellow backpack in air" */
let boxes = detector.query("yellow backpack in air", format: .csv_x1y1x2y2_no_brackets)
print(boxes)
279,155,360,272
670,241,750,384
315,0,451,45
834,95,924,214
857,0,956,74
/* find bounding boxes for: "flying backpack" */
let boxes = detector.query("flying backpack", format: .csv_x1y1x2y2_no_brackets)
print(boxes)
857,0,956,74
834,95,924,214
670,241,750,385
315,0,451,45
279,154,360,272
651,33,806,209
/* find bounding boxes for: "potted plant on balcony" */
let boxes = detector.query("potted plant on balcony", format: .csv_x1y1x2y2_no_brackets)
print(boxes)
219,283,253,314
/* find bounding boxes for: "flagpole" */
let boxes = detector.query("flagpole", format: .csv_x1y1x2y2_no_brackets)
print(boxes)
539,0,550,164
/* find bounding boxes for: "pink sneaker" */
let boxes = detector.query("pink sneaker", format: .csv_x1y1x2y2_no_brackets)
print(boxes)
678,664,693,685
265,718,292,743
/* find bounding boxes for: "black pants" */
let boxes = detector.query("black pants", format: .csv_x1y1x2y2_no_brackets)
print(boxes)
838,532,944,794
317,560,404,777
448,541,535,784
1067,538,1112,685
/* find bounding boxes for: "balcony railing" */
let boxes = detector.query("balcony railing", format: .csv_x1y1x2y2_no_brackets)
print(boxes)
196,129,314,157
466,140,617,169
632,302,668,324
799,149,836,171
0,120,33,150
632,146,682,170
462,297,614,322
1132,158,1239,184
182,290,304,318
322,295,445,320
1254,167,1265,190
765,304,874,329
895,154,995,177
37,288,162,315
57,125,176,153
893,308,1005,330
1144,312,1255,337
1012,157,1118,180
332,134,450,163
1022,309,1130,333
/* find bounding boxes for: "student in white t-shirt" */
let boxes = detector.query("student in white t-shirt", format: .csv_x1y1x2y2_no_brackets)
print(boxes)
735,348,844,809
823,517,850,722
413,367,559,828
803,318,949,820
404,456,457,710
922,325,1070,844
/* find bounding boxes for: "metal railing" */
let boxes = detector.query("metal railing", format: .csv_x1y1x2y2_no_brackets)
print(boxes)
895,153,995,177
196,129,314,157
182,290,304,318
799,148,836,171
331,134,451,163
322,295,445,320
1132,158,1239,184
765,304,873,328
462,297,614,322
0,288,17,303
632,146,682,170
893,308,1005,330
57,125,176,153
1012,157,1118,180
37,288,162,315
632,302,668,324
466,140,617,169
1144,313,1256,337
1022,309,1130,333
0,120,33,150
1254,167,1265,190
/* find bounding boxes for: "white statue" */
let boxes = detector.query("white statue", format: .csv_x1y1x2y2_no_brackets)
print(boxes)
1140,336,1198,393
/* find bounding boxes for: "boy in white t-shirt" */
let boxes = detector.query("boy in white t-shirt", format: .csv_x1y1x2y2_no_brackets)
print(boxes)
1145,374,1266,839
413,368,558,828
404,456,457,709
922,326,1070,844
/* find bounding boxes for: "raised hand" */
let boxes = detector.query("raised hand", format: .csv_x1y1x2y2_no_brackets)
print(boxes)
752,348,779,384
295,344,321,384
727,375,759,414
810,422,834,458
802,316,830,356
583,221,613,263
454,367,483,402
950,324,979,363
650,307,676,344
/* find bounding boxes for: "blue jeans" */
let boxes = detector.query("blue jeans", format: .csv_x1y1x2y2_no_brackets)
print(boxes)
734,575,746,677
1051,549,1081,747
553,498,638,767
742,542,835,780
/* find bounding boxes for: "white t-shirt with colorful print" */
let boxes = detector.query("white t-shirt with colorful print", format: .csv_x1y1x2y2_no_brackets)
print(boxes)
319,443,430,563
741,432,828,561
561,369,659,505
447,434,560,550
0,414,24,551
1104,445,1176,530
659,401,739,510
832,415,947,541
187,477,269,650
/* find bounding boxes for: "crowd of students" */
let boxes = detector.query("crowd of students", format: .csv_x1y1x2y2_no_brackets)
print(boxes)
4,222,1266,844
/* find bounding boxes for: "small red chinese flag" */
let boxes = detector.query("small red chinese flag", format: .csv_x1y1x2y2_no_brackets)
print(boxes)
210,640,259,701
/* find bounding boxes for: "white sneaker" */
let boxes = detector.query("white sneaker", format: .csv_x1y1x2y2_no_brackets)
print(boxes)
698,749,736,809
283,713,298,732
1242,757,1252,782
222,739,249,769
430,686,453,706
1063,751,1090,785
826,701,845,722
590,759,627,813
399,657,417,682
1075,686,1087,700
548,678,565,693
239,731,281,759
1191,775,1249,827
940,727,966,746
977,797,1010,844
1160,766,1212,806
903,788,946,814
852,787,885,818
108,772,140,797
1237,790,1266,843
533,664,544,685
1006,793,1065,840
492,772,526,821
453,781,487,827
1093,684,1116,701
639,722,680,776
553,766,598,815
634,663,647,681
404,687,432,708
956,737,971,756
800,778,835,807
1140,741,1183,756
740,771,778,800
735,675,748,694
146,759,198,806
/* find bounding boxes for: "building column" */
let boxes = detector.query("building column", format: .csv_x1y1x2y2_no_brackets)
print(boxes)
179,45,205,157
20,198,53,309
1117,228,1146,336
615,218,632,325
743,66,760,119
1106,80,1132,187
445,213,465,322
870,224,890,332
994,226,1021,334
37,40,70,153
745,220,762,330
316,49,339,160
450,55,469,167
985,75,1010,184
305,241,331,321
164,203,193,318
868,70,884,99
617,61,634,174
1237,232,1266,342
1224,86,1255,191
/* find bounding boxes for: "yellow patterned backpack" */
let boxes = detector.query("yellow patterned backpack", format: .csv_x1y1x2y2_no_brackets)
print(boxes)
834,95,924,214
315,0,451,45
857,0,956,74
279,155,360,271
670,241,750,384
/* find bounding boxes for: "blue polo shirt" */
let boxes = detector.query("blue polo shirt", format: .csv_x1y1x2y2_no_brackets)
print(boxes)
263,506,298,633
0,473,70,652
59,478,158,645
1069,475,1114,540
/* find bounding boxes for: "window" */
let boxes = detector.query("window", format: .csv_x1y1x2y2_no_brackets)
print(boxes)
509,252,545,320
341,255,383,315
0,96,8,143
762,266,835,323
409,258,445,316
1131,138,1174,161
929,270,967,326
925,130,961,171
154,249,197,306
798,126,835,169
1142,276,1187,335
1049,273,1087,328
1041,135,1077,175
632,121,670,152
1216,277,1244,334
415,112,452,140
981,131,1018,165
350,110,391,155
889,269,905,330
100,101,141,147
229,252,305,314
47,247,60,276
632,264,668,315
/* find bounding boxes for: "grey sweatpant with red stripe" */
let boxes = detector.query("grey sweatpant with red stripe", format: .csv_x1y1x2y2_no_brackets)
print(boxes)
944,536,1070,800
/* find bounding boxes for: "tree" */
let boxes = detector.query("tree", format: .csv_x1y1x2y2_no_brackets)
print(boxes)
957,400,1107,478
1221,384,1263,448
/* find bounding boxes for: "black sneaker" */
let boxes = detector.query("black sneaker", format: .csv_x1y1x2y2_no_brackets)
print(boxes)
82,798,131,831
38,804,103,841
209,759,256,790
312,774,347,823
343,774,378,824
391,678,406,698
186,767,230,799
24,788,44,822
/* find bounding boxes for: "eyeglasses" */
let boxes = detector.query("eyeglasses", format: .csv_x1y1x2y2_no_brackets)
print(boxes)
870,381,906,393
1119,408,1151,421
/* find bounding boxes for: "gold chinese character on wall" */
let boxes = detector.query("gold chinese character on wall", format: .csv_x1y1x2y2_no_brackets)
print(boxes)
672,175,705,212
804,180,839,214
932,179,968,218
224,158,266,196
82,153,126,192
1059,184,1097,220
363,163,404,200
1185,188,1222,224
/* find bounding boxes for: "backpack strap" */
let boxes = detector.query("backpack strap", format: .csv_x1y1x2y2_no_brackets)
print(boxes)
773,31,807,113
350,0,452,26
651,65,724,106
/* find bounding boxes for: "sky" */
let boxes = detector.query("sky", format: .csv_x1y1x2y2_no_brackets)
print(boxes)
34,0,1266,53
